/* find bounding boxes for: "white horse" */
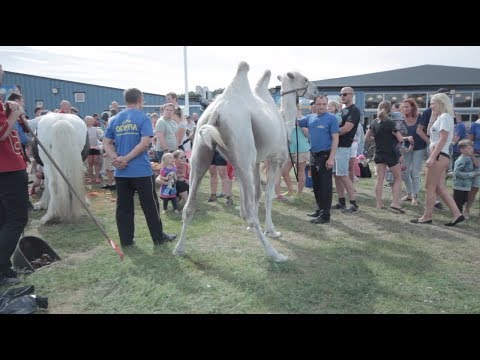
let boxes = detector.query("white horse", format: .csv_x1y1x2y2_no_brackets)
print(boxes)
33,113,89,224
173,61,318,261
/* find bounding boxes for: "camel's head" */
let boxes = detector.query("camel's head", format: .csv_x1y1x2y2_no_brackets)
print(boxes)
277,72,318,100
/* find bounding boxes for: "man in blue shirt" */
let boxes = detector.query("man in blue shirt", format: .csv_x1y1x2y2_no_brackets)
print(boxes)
103,88,176,247
298,95,339,224
452,113,467,168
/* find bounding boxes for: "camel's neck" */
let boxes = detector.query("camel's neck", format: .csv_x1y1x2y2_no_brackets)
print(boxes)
280,92,298,124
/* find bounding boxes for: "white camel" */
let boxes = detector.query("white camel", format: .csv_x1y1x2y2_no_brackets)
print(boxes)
173,61,318,261
33,113,88,224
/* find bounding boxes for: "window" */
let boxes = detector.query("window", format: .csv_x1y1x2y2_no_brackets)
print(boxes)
35,100,44,107
453,92,472,108
384,93,405,106
473,92,480,107
406,93,427,108
365,93,383,109
74,92,85,103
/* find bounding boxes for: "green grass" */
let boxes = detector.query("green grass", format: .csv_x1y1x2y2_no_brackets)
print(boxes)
17,170,480,314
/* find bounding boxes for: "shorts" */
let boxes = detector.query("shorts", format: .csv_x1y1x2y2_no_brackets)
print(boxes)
374,152,399,168
290,151,310,163
211,150,227,166
350,142,358,158
176,180,189,194
89,148,101,156
334,146,351,176
103,155,115,171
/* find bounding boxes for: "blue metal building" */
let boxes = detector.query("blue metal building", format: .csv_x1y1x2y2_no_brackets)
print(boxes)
2,71,202,119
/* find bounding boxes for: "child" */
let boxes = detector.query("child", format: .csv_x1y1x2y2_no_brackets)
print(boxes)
173,150,189,205
452,139,479,214
85,115,104,184
29,163,44,195
156,153,179,213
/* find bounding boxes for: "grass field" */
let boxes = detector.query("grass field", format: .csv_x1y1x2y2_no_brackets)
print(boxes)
16,170,480,314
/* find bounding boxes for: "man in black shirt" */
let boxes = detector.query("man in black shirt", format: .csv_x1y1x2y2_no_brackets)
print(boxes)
333,87,360,213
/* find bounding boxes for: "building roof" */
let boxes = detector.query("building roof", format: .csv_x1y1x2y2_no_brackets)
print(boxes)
313,64,480,88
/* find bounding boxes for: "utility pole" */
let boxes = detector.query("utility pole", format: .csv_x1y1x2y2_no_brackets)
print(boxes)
183,46,190,116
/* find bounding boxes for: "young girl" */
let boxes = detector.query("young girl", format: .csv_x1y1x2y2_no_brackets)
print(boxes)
156,152,179,213
173,149,189,205
85,115,104,184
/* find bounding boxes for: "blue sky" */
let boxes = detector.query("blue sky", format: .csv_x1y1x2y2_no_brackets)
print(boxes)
1,46,480,95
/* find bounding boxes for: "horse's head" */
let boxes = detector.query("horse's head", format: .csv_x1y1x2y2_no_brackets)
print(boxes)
278,72,318,100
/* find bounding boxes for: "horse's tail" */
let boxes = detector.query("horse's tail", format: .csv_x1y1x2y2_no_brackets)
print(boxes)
48,120,86,222
197,122,227,151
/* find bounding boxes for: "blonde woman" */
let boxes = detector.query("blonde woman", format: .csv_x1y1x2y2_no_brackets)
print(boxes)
411,93,464,226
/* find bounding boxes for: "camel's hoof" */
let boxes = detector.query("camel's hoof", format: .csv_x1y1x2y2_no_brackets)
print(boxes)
172,248,185,256
265,231,282,238
273,253,289,262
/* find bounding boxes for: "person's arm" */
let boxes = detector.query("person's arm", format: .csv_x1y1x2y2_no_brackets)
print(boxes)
0,103,24,142
416,123,430,144
117,136,151,164
365,128,373,142
176,127,186,148
156,131,167,150
102,137,117,159
339,122,354,136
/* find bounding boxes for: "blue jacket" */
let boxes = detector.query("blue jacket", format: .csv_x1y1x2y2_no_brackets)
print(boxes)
453,155,477,191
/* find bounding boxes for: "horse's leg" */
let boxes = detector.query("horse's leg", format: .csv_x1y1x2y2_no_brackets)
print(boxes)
235,161,287,262
172,145,215,256
264,159,282,238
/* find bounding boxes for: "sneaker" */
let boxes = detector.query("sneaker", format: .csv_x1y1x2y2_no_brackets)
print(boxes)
225,196,233,206
101,184,111,190
401,195,413,201
307,210,322,217
162,233,177,242
207,194,217,202
0,275,21,286
217,192,225,198
332,203,346,210
342,205,358,213
434,202,444,210
0,268,21,286
310,216,330,224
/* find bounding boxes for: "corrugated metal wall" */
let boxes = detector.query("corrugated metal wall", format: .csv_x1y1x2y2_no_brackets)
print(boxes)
3,71,201,119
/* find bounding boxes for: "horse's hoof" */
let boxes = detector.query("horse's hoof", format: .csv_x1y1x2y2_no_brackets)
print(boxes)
265,231,282,238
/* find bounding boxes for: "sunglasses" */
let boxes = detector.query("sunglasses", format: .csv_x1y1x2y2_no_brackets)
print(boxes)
339,93,352,97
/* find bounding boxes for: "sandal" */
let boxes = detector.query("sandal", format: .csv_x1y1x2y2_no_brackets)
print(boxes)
401,195,412,201
411,197,419,205
390,206,405,214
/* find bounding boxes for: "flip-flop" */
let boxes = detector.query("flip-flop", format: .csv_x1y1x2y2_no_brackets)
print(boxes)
390,206,405,213
410,218,432,224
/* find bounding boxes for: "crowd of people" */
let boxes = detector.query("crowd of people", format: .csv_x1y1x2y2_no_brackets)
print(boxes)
2,59,480,286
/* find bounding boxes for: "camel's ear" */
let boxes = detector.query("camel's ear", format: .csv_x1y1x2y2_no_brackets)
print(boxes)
287,72,295,79
277,75,282,82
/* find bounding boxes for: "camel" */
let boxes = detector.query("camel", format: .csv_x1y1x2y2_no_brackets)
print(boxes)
33,113,89,224
173,61,318,261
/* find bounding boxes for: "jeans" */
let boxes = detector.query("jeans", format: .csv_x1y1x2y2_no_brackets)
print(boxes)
402,148,425,197
0,170,28,273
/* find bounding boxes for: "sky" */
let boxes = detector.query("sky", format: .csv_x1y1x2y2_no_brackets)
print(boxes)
2,46,480,95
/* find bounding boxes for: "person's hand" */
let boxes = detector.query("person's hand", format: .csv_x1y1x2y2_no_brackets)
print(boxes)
326,157,334,170
113,156,128,169
425,157,435,168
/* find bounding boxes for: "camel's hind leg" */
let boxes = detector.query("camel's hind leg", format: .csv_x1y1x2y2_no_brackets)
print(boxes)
235,163,287,262
173,146,215,256
264,160,282,238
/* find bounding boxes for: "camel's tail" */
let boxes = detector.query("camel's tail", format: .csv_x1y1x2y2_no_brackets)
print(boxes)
197,123,227,151
47,120,86,222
